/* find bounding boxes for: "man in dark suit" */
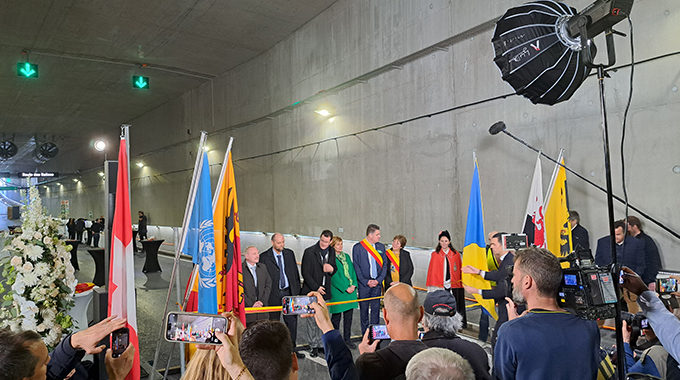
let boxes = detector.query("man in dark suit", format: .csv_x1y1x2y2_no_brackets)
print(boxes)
301,230,337,357
463,232,517,347
569,210,590,250
595,219,646,312
242,246,272,326
353,224,388,335
627,216,661,290
259,232,304,358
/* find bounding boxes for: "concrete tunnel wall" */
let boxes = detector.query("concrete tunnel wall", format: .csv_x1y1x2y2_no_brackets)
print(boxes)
39,0,680,269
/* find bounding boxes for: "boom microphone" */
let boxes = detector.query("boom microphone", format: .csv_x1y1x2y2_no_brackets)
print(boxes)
488,121,507,135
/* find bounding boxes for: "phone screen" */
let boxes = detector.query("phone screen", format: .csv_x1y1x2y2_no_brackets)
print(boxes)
111,328,129,358
370,325,390,341
657,278,678,294
165,312,228,345
281,296,317,315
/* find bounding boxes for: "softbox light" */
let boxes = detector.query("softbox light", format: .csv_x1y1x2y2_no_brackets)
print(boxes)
492,0,592,105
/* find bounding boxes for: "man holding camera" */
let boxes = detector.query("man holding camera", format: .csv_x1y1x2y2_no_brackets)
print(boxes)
462,232,515,346
493,247,600,379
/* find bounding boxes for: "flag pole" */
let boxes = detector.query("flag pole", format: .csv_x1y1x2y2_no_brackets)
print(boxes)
180,137,233,310
150,131,208,379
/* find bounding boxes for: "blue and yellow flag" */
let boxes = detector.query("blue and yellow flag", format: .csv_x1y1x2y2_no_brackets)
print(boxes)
462,158,498,320
182,152,217,314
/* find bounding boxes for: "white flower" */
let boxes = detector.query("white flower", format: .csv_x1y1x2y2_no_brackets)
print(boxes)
12,238,25,249
24,245,43,261
36,323,47,332
42,236,52,246
34,262,50,277
22,272,38,287
21,262,34,273
10,256,22,268
12,275,25,294
34,231,42,240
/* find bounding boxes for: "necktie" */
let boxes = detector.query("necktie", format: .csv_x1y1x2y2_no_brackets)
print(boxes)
250,266,258,288
276,254,286,289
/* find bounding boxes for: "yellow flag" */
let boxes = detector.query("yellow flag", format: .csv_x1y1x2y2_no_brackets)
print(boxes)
544,153,572,258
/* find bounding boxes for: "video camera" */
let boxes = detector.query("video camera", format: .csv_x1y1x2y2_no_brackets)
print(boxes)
501,233,528,251
558,248,619,320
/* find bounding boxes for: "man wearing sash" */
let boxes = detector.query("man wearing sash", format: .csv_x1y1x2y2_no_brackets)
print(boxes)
353,224,388,334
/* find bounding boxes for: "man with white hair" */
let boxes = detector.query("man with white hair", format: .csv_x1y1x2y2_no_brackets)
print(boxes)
405,348,475,380
420,290,490,380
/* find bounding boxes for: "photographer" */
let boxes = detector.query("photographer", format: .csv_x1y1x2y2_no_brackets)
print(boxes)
622,267,680,365
622,317,675,378
494,247,600,379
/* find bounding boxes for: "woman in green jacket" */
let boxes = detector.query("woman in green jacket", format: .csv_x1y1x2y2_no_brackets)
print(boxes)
329,236,358,348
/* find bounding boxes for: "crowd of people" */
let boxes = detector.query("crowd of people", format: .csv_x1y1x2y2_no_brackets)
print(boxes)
65,217,105,247
3,214,677,380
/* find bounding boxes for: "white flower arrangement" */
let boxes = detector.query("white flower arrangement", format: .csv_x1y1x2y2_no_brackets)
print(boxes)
0,186,77,349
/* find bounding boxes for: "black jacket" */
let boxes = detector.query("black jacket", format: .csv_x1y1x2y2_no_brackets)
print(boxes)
384,249,414,288
637,231,661,285
481,252,515,326
47,334,88,380
572,224,590,250
138,215,148,233
242,261,272,323
356,340,428,380
74,219,85,232
421,330,491,380
301,242,338,300
259,247,301,304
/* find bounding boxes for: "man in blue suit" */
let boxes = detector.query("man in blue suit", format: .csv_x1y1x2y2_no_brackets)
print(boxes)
595,219,646,312
353,224,388,334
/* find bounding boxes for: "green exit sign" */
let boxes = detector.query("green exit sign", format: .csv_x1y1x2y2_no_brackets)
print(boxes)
17,62,39,78
132,75,149,89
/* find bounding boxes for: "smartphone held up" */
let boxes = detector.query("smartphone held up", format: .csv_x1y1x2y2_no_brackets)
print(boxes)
165,312,228,345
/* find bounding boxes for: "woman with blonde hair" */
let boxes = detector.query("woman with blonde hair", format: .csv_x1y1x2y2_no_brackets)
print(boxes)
328,235,359,348
183,349,230,380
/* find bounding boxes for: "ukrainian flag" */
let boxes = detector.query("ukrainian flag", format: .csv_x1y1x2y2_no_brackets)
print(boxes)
462,158,498,320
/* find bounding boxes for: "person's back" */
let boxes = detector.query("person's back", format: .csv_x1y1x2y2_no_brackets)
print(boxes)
494,310,600,379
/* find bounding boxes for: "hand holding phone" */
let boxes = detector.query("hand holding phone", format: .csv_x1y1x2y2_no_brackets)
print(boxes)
282,296,317,315
111,328,129,358
165,312,229,345
368,324,390,344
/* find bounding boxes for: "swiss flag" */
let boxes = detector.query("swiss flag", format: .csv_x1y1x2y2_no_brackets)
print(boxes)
107,137,140,379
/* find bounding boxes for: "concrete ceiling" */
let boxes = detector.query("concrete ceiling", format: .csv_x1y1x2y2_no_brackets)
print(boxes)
0,0,336,173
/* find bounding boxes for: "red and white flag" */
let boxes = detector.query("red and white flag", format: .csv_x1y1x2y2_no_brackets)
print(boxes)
522,153,546,248
108,135,140,380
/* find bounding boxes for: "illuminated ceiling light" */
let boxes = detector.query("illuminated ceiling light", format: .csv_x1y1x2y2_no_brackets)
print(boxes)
56,182,61,186
98,171,105,177
315,109,331,117
328,116,337,123
203,146,210,152
136,161,144,168
72,178,79,183
94,140,106,152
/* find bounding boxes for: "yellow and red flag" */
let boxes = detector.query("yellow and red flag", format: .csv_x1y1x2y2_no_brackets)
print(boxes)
213,138,245,324
544,150,572,258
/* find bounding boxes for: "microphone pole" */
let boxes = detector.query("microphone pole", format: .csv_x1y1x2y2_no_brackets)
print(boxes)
488,121,680,241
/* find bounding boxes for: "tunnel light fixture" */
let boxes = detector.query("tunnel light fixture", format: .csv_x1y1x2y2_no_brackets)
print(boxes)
94,140,106,152
136,161,144,168
98,171,105,177
72,178,79,183
315,109,331,117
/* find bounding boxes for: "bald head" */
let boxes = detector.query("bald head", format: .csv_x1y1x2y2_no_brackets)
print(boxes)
384,283,420,321
271,233,285,252
245,246,259,265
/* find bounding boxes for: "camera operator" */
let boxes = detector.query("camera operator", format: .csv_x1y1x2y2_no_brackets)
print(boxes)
494,247,600,379
622,267,680,365
622,316,677,378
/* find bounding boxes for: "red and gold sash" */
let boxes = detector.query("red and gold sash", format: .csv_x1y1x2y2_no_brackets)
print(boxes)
386,249,400,272
386,249,400,282
360,239,383,267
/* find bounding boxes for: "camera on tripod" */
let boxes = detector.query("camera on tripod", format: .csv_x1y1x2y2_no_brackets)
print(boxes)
558,248,619,320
